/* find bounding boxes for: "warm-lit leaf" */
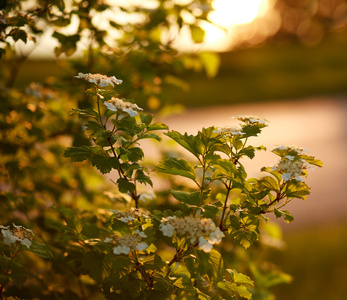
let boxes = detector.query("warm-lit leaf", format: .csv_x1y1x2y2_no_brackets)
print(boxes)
64,146,92,162
156,157,196,180
227,269,254,286
274,209,294,223
91,154,119,174
170,190,201,206
117,178,136,193
218,281,252,300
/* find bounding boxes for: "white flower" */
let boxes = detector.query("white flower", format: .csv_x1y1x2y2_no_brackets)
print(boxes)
214,126,245,136
105,97,143,117
294,173,304,182
120,216,135,223
103,237,113,243
75,73,122,87
159,216,224,252
20,238,32,248
134,230,147,238
159,223,175,237
113,245,131,255
285,155,295,161
198,237,213,253
234,115,268,125
1,227,19,245
0,224,34,248
208,229,224,244
139,190,156,202
135,242,149,251
281,173,292,181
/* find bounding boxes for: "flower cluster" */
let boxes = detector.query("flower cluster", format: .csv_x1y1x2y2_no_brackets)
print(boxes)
0,224,34,248
234,115,268,126
109,208,149,223
273,145,309,155
271,146,313,181
104,230,148,255
159,216,224,252
104,97,143,117
75,72,123,87
214,126,245,136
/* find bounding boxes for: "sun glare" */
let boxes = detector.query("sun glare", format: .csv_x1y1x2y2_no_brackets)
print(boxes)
209,0,266,26
196,0,271,51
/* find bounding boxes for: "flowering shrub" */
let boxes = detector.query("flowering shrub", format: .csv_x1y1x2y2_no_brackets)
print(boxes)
0,65,323,299
0,73,324,299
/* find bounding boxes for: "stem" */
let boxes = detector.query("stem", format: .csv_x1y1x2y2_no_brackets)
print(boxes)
96,95,104,127
167,248,185,267
107,135,140,209
261,182,288,214
219,181,232,231
134,252,153,288
197,155,209,206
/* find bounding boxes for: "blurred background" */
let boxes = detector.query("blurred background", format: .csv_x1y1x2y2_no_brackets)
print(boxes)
4,0,347,299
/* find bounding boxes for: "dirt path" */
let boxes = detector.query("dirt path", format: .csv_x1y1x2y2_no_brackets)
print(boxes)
158,96,347,230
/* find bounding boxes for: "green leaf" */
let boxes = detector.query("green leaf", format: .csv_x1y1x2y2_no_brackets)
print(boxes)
26,241,52,259
229,215,241,230
218,281,252,300
52,32,80,56
82,252,110,282
241,124,263,138
85,120,106,138
10,28,28,43
274,209,294,223
91,154,119,174
170,190,201,206
70,108,99,119
147,122,169,131
233,230,254,249
135,170,153,187
240,146,256,159
285,181,310,200
64,146,92,162
249,263,292,289
301,155,323,168
208,249,225,282
212,159,237,180
141,254,167,271
117,178,136,193
123,147,144,162
166,131,201,158
156,157,196,180
259,176,279,191
140,114,153,126
201,204,219,218
173,277,195,293
81,222,100,239
139,133,161,142
227,269,254,286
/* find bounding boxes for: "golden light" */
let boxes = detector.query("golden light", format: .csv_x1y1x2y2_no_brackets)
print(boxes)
209,0,267,26
199,0,272,51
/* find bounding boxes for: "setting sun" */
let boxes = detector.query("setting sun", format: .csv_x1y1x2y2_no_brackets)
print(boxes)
209,0,267,26
172,0,271,52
